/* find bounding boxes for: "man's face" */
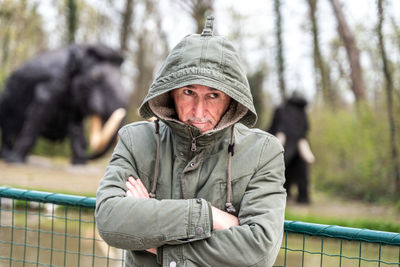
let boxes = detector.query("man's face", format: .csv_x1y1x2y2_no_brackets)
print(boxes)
170,84,231,132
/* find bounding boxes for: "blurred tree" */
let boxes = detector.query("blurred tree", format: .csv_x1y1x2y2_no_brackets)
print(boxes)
392,17,400,54
328,38,352,106
354,23,384,110
377,0,400,194
274,0,287,103
224,6,271,129
120,0,134,53
0,0,46,88
328,0,366,102
52,1,112,44
306,0,335,108
248,68,268,128
390,17,400,99
125,0,169,122
66,0,78,43
176,0,214,34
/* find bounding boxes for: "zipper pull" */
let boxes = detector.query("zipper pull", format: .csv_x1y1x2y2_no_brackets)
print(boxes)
191,138,197,151
188,128,197,151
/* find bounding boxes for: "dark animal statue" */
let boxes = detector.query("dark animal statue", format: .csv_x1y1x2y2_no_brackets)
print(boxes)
0,44,127,164
268,92,315,203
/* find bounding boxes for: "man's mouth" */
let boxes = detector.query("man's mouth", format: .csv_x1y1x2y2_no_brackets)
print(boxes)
190,121,209,128
187,118,214,132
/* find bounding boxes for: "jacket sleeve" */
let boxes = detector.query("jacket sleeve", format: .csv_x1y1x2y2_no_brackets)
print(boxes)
95,127,213,250
159,136,286,267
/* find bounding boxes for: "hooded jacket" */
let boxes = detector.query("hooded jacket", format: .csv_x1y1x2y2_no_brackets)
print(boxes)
95,17,286,267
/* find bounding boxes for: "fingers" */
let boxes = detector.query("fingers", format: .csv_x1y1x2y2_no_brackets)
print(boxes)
125,176,150,199
134,177,150,198
126,179,141,198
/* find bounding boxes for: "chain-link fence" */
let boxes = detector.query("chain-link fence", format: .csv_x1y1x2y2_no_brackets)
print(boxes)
1,187,399,267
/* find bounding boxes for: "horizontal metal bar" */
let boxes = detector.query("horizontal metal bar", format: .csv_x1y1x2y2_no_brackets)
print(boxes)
285,220,400,246
2,187,399,246
0,187,95,208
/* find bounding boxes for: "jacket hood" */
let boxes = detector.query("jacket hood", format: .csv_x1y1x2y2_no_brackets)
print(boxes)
139,17,257,132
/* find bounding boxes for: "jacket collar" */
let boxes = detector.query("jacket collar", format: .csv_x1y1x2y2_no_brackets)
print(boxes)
162,119,230,151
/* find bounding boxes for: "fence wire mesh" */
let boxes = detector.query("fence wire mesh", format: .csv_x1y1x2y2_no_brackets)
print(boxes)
0,187,124,267
1,187,399,267
275,231,400,266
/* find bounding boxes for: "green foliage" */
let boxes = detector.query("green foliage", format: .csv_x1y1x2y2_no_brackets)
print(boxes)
31,138,72,158
309,105,399,202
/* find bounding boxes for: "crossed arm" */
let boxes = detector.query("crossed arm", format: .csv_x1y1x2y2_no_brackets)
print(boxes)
125,176,239,255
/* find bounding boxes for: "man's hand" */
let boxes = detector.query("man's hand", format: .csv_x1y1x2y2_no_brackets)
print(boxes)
125,176,156,255
211,206,239,230
126,176,149,199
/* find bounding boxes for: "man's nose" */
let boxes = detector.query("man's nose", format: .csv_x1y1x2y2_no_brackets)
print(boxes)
193,99,206,118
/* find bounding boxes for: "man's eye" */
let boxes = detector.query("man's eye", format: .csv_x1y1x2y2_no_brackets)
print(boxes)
209,93,218,99
183,89,193,95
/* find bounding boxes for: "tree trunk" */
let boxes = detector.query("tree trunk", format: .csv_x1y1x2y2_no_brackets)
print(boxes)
306,0,334,107
65,0,77,44
328,0,366,102
377,0,400,194
391,17,400,54
274,0,287,102
248,68,267,128
127,0,168,122
120,0,134,53
129,33,154,121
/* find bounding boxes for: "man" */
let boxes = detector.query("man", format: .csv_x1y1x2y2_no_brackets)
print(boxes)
95,16,286,267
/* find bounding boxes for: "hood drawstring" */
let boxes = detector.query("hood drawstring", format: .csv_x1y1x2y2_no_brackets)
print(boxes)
149,119,161,198
225,125,236,214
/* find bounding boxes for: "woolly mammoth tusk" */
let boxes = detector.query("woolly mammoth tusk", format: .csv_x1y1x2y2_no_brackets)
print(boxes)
276,132,286,147
298,138,315,164
89,108,126,153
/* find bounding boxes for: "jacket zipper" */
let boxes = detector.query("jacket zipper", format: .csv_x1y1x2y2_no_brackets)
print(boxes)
188,128,197,152
182,128,198,199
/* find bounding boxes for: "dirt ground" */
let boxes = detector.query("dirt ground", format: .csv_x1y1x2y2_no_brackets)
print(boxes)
0,155,108,196
1,155,400,224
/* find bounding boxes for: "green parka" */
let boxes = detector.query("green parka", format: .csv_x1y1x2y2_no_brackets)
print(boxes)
95,18,286,267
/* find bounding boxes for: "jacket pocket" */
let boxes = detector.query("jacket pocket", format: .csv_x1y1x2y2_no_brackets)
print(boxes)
218,174,252,215
196,172,252,213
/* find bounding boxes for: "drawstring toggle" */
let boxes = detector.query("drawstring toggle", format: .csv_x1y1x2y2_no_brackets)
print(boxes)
225,202,236,214
228,143,235,156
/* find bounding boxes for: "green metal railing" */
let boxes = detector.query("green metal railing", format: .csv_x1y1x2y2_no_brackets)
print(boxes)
277,222,400,267
0,187,124,267
1,187,399,267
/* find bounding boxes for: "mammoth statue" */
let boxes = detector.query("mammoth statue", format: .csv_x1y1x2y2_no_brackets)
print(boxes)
0,44,128,164
268,92,315,204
